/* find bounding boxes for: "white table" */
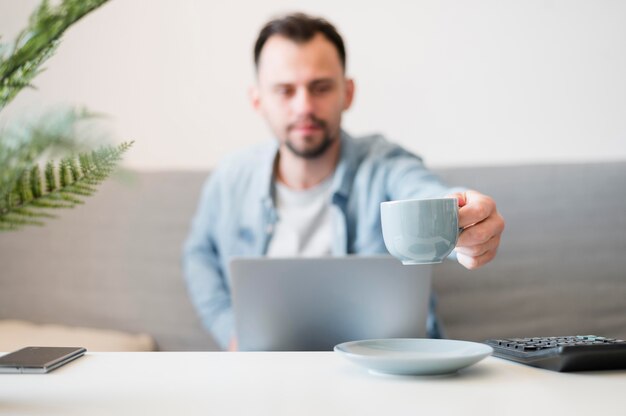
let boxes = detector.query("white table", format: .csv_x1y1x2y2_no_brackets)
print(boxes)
0,352,624,415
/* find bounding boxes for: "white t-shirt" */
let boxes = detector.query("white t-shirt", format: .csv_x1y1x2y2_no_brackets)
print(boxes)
266,178,333,257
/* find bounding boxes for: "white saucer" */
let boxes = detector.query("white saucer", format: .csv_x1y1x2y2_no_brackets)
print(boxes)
334,338,493,376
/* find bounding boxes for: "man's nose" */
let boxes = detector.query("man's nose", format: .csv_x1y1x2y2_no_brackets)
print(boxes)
292,88,314,115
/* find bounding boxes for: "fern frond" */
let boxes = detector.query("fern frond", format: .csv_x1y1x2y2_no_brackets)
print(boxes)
10,207,55,219
30,165,43,198
0,215,45,231
0,107,102,204
0,0,110,110
0,141,133,231
0,0,130,232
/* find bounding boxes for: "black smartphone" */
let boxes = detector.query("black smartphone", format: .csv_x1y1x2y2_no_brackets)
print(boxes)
0,346,86,374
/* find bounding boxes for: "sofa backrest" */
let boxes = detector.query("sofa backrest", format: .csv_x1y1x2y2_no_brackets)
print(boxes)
1,162,624,350
435,162,626,341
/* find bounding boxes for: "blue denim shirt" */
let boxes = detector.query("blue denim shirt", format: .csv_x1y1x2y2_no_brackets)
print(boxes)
183,131,464,349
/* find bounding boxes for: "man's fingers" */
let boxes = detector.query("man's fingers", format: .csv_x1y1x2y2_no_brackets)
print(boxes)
446,192,467,208
457,247,498,270
455,234,501,258
447,190,505,270
457,213,505,247
457,191,496,229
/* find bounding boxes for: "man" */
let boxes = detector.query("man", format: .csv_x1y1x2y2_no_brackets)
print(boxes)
183,13,505,351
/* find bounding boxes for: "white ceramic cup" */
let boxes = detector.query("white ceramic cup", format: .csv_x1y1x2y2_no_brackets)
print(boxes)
380,197,459,265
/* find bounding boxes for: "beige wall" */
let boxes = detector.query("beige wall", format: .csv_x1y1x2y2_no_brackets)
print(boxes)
1,0,625,170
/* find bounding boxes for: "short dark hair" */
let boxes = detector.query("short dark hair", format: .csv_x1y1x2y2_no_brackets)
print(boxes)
254,13,346,72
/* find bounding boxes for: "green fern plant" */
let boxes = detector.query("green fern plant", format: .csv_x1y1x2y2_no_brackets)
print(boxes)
0,0,132,231
0,141,133,230
1,0,109,111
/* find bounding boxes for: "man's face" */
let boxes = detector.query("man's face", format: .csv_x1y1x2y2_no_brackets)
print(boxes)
251,33,354,159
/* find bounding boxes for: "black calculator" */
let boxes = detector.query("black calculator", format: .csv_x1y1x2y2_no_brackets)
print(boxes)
484,335,626,372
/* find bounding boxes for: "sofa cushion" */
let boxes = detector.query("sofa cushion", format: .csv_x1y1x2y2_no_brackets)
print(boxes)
0,320,156,352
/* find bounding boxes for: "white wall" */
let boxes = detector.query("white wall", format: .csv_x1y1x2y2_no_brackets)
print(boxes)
1,0,625,170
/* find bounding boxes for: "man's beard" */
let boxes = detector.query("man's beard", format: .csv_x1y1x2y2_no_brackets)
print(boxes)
285,116,335,160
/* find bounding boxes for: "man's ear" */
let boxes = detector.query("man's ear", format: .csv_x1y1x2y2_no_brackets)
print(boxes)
343,78,355,111
249,84,262,113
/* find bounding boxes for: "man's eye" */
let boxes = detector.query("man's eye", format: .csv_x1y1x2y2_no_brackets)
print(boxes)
276,87,294,96
311,84,332,95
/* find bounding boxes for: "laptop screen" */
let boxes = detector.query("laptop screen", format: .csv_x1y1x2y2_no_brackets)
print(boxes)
230,255,432,351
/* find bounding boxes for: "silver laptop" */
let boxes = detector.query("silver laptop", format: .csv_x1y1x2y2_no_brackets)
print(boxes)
229,255,432,351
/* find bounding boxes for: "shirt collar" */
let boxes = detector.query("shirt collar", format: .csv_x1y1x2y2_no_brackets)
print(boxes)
259,140,279,210
330,130,358,202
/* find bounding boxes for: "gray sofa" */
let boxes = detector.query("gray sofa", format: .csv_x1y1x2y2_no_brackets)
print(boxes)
1,161,625,351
